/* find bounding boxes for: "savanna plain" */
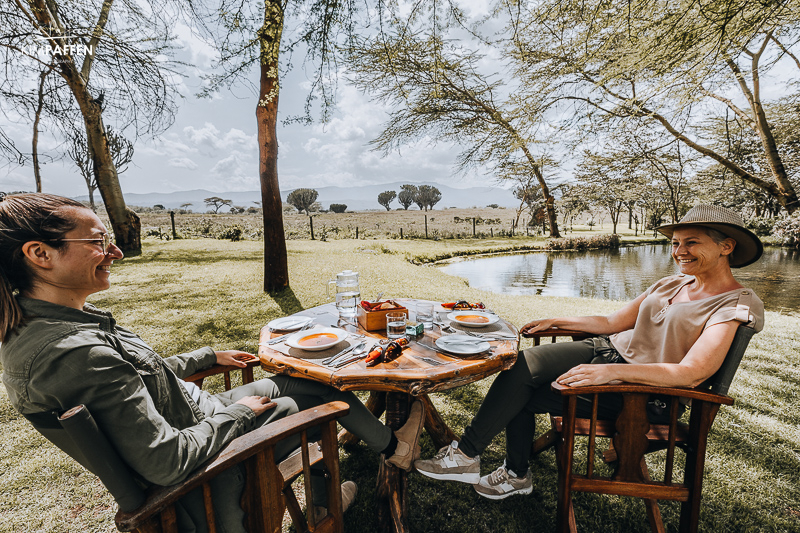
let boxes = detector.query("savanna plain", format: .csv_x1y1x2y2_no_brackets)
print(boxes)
1,220,798,532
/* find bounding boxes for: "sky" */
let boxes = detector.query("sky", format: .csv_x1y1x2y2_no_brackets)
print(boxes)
0,3,503,198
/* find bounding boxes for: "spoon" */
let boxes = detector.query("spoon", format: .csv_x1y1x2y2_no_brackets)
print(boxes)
332,343,371,368
323,341,366,366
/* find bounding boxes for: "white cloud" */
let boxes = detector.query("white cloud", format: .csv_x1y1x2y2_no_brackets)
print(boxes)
183,123,257,155
139,133,197,158
167,157,199,170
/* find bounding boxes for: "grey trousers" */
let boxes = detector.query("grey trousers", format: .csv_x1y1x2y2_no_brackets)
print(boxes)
176,375,392,533
459,338,628,474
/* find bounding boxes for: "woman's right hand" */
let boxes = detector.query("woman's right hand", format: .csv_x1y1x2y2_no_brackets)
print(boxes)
521,318,558,335
235,395,277,415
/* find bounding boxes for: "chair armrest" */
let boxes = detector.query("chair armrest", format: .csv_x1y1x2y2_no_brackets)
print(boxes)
115,401,350,530
184,359,260,390
521,327,590,339
551,381,734,406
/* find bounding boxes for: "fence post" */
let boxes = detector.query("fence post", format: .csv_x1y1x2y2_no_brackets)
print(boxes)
310,216,315,240
169,211,177,239
425,215,428,239
356,226,359,239
400,227,403,239
472,217,476,237
491,228,493,238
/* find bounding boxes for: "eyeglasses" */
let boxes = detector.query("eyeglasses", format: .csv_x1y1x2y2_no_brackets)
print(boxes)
49,233,114,255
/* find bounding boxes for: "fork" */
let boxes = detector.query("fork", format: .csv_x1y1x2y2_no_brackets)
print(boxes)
264,323,313,345
466,331,516,340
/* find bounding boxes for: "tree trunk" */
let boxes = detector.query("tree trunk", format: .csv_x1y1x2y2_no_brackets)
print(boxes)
32,67,50,193
257,0,289,292
30,0,140,253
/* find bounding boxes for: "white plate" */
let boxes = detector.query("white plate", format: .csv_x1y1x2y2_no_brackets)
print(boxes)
285,327,348,351
267,316,313,331
435,335,491,355
447,311,500,328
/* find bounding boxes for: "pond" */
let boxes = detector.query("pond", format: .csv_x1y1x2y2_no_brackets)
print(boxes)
438,244,800,312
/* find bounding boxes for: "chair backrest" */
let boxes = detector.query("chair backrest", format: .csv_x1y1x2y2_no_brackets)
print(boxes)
24,406,145,512
700,324,756,396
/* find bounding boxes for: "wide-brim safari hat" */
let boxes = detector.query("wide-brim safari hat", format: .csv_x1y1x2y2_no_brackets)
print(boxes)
656,204,763,268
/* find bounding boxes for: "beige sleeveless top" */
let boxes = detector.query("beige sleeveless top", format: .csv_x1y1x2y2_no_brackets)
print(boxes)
610,275,764,365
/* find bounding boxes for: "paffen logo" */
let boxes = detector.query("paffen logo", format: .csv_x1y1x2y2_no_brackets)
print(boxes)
20,34,95,58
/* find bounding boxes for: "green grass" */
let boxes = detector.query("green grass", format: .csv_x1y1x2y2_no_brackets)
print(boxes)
1,237,798,532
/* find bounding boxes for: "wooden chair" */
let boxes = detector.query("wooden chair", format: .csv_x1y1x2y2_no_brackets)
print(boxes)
25,363,349,533
525,325,756,533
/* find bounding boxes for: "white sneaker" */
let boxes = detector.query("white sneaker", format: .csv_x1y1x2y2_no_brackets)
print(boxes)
473,463,533,500
413,441,480,484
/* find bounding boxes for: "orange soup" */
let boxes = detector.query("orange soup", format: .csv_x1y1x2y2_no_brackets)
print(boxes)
457,314,490,324
298,333,338,347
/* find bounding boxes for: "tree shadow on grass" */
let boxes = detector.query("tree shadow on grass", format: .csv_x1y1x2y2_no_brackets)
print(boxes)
270,287,305,316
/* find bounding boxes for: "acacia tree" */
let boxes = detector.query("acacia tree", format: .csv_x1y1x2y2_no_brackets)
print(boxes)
286,188,318,215
346,32,561,236
1,0,183,252
398,184,417,210
510,0,800,214
416,185,442,210
204,196,233,213
67,126,134,212
378,190,396,210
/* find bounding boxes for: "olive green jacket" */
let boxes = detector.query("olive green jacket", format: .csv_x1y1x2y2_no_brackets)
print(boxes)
1,297,256,486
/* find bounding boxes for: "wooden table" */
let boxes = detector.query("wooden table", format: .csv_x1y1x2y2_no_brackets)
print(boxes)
258,299,519,533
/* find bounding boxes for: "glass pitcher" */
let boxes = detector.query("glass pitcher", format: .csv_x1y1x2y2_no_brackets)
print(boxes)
327,269,361,318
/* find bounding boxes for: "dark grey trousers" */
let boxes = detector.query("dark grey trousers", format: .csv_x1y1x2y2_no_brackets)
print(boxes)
459,338,629,474
177,375,392,533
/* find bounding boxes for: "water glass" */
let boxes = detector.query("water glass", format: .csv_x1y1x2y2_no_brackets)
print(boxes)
386,312,407,339
416,302,435,329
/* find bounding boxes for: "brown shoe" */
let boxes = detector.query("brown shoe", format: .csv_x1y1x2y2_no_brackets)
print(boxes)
385,400,426,471
313,480,358,522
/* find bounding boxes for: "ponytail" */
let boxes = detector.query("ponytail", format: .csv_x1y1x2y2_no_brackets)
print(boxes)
0,193,86,341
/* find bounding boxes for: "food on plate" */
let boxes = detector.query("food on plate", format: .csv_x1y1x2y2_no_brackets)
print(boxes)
365,338,409,367
454,314,491,324
360,299,404,311
442,300,485,310
297,333,339,347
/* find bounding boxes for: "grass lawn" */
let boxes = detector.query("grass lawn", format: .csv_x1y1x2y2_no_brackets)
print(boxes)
1,237,798,532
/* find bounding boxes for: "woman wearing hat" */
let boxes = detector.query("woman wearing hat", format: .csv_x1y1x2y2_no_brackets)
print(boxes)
414,204,765,500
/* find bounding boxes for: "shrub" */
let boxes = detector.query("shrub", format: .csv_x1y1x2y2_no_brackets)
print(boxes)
746,216,777,237
330,203,347,213
217,224,244,241
774,213,800,247
546,233,620,251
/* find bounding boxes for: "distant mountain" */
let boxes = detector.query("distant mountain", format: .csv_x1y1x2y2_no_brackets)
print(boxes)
74,182,519,211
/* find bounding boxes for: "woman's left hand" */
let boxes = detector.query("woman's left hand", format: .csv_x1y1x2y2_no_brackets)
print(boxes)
215,350,257,368
557,364,619,387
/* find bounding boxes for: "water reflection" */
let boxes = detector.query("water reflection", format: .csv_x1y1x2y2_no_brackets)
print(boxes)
439,245,800,312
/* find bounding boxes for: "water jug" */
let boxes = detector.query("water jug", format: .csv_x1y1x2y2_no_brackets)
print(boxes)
327,270,361,319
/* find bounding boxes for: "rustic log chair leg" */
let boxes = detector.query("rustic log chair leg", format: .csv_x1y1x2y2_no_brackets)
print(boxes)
556,395,578,533
339,391,386,446
420,394,458,449
160,504,178,533
640,457,666,533
281,486,307,533
679,401,719,533
376,392,410,533
201,483,217,533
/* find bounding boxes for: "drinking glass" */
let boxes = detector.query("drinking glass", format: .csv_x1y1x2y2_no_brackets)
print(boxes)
386,312,407,339
416,302,435,329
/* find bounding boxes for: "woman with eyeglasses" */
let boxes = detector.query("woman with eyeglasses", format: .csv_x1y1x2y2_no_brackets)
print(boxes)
0,193,425,532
